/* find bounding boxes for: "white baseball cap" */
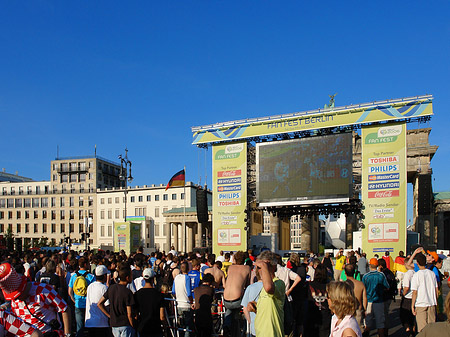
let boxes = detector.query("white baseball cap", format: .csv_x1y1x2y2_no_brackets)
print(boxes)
95,265,109,276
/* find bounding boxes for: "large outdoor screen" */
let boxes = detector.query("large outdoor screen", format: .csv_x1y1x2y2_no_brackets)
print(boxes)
256,133,353,206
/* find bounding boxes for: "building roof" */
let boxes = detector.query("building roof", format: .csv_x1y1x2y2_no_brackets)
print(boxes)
434,192,450,201
0,172,34,183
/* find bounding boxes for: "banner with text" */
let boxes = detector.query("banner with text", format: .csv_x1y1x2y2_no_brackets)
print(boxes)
212,142,247,255
361,122,407,257
193,100,432,144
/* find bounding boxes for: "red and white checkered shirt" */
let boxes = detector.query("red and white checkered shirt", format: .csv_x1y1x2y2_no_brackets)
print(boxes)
0,310,37,337
10,282,68,336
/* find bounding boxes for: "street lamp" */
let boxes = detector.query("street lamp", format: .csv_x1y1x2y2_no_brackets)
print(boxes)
118,148,133,222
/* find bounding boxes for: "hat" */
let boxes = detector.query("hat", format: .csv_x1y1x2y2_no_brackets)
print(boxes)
0,263,28,300
95,265,109,276
427,250,439,262
143,268,156,279
369,258,378,266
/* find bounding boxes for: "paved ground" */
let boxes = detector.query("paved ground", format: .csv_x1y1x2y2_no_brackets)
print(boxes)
374,282,449,337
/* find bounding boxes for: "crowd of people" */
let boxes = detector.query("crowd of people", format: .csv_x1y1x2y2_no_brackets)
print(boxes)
0,244,449,337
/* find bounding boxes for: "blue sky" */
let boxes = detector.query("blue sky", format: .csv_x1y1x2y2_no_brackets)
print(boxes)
1,1,449,202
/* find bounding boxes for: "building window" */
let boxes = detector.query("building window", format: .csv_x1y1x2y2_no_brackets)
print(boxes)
130,196,135,202
172,194,177,200
155,195,159,201
27,186,32,194
18,187,23,195
163,223,167,236
79,223,83,233
25,211,29,219
100,210,105,219
70,174,77,183
42,223,47,233
8,211,12,219
79,210,83,219
34,223,38,233
100,198,105,205
108,198,112,204
51,198,56,207
2,187,6,195
24,199,31,207
16,224,21,233
60,197,65,207
7,199,14,208
0,224,3,232
41,198,48,207
16,211,21,219
69,197,74,207
0,212,3,219
108,209,112,219
42,210,47,219
79,197,83,207
51,211,56,220
101,226,105,237
115,197,119,203
70,184,75,193
0,200,5,208
70,210,74,220
32,198,39,207
163,194,168,201
181,193,185,200
108,226,112,237
146,195,151,201
62,174,68,182
60,210,65,220
79,184,84,192
25,223,29,233
61,185,66,193
60,224,65,233
80,173,86,182
70,223,74,233
155,208,159,217
88,197,93,206
138,196,142,202
155,224,160,236
51,223,56,233
15,199,22,208
115,209,119,219
10,187,15,195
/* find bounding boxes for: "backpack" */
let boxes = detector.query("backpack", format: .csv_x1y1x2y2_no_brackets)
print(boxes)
384,269,397,300
73,271,88,297
162,264,176,288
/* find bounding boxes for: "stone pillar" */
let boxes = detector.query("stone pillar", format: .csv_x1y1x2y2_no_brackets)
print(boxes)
196,222,202,248
186,224,194,252
301,216,311,253
181,222,186,253
166,222,171,251
269,213,280,251
173,223,179,251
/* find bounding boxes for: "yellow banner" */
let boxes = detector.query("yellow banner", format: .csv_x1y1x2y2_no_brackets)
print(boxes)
361,122,407,257
212,142,247,255
114,222,141,255
193,100,432,144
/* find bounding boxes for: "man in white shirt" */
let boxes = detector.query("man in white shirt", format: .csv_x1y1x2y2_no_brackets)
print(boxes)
274,254,301,299
411,252,438,332
400,257,416,335
172,262,193,337
85,265,110,337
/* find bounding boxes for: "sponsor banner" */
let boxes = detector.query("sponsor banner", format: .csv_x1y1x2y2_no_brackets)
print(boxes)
368,173,400,182
114,222,142,255
213,142,247,255
218,185,241,192
362,123,407,256
193,99,433,144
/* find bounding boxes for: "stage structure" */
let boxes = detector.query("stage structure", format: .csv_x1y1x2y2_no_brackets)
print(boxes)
192,95,434,257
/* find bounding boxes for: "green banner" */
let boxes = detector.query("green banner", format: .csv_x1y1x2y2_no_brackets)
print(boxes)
361,123,407,257
212,142,247,255
193,100,432,144
114,222,142,254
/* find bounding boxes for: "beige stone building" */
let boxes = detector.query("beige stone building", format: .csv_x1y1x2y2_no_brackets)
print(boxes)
0,156,121,249
96,182,212,252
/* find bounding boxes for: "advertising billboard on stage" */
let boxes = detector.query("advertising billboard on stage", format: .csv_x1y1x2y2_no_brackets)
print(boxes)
256,133,352,206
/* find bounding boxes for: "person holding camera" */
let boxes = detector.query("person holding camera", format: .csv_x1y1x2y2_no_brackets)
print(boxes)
0,262,71,337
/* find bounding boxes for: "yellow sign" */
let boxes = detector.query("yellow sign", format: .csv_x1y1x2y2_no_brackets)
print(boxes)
212,142,247,255
114,222,142,255
193,100,432,144
361,122,407,257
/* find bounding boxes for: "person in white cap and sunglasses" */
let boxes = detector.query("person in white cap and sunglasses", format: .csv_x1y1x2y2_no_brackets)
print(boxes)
0,262,71,337
85,265,110,337
134,268,166,337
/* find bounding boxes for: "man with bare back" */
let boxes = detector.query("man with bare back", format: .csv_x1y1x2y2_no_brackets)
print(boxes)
204,257,226,289
223,251,251,336
345,263,367,331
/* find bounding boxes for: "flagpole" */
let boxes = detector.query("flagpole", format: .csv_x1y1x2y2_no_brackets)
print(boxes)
183,166,186,254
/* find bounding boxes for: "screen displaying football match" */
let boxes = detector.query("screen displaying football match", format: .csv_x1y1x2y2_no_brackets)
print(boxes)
256,133,352,206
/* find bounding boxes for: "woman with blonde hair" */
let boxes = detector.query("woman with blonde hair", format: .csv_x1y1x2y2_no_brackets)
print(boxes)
326,281,362,337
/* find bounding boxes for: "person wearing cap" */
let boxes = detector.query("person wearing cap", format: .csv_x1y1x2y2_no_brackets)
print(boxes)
134,268,166,337
84,265,110,337
361,258,389,337
0,262,71,337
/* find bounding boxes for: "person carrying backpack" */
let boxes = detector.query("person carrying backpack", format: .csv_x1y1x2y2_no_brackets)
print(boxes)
162,260,178,290
69,256,95,337
378,258,397,336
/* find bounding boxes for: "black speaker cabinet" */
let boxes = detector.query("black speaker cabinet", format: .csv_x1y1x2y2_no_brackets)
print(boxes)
418,174,432,215
196,187,209,223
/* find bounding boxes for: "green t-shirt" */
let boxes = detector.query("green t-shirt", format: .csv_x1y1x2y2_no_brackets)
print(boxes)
255,277,285,337
340,269,361,281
